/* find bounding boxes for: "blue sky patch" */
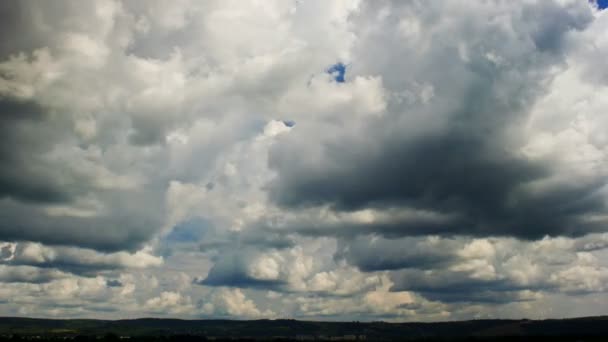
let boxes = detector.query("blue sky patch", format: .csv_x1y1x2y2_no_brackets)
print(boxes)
327,63,346,83
597,0,608,9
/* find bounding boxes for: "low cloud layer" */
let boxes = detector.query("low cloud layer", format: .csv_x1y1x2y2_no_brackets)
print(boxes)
1,0,608,321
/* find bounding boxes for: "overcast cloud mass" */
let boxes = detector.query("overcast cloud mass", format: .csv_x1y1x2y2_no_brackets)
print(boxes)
1,0,608,321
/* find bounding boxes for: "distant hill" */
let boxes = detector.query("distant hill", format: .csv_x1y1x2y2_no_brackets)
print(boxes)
1,316,607,340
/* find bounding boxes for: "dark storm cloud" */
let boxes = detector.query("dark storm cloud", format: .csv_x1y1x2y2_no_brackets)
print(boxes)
0,189,164,252
267,1,603,240
268,138,608,239
0,97,43,121
0,98,76,204
106,279,123,287
334,236,456,272
271,133,545,212
389,269,550,304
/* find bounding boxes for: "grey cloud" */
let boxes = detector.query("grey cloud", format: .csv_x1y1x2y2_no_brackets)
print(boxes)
335,236,457,272
8,242,161,273
122,1,194,61
195,252,284,289
196,271,284,289
0,245,11,260
268,0,603,240
0,2,49,59
199,230,295,253
1,0,608,320
0,190,164,252
106,279,123,287
0,98,44,122
390,270,505,294
0,98,77,204
389,269,544,304
0,265,65,284
0,1,177,252
258,207,470,241
89,305,120,313
573,234,608,252
415,291,537,305
523,0,592,53
334,234,608,304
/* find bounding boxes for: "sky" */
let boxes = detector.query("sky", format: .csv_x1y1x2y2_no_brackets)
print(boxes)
1,0,608,321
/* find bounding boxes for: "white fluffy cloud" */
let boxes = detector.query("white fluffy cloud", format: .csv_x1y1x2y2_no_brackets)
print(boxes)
201,288,275,319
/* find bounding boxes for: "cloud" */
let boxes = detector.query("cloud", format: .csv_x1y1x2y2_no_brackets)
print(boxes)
267,0,606,240
0,265,67,284
144,291,195,315
0,241,162,277
335,236,459,272
200,288,275,319
195,251,286,289
382,235,608,303
1,0,608,321
106,279,123,287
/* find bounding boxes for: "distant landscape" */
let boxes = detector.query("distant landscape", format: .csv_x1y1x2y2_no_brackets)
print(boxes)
1,316,608,341
3,1,608,338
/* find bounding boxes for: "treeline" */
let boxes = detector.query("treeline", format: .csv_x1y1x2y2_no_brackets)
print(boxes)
1,334,608,342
